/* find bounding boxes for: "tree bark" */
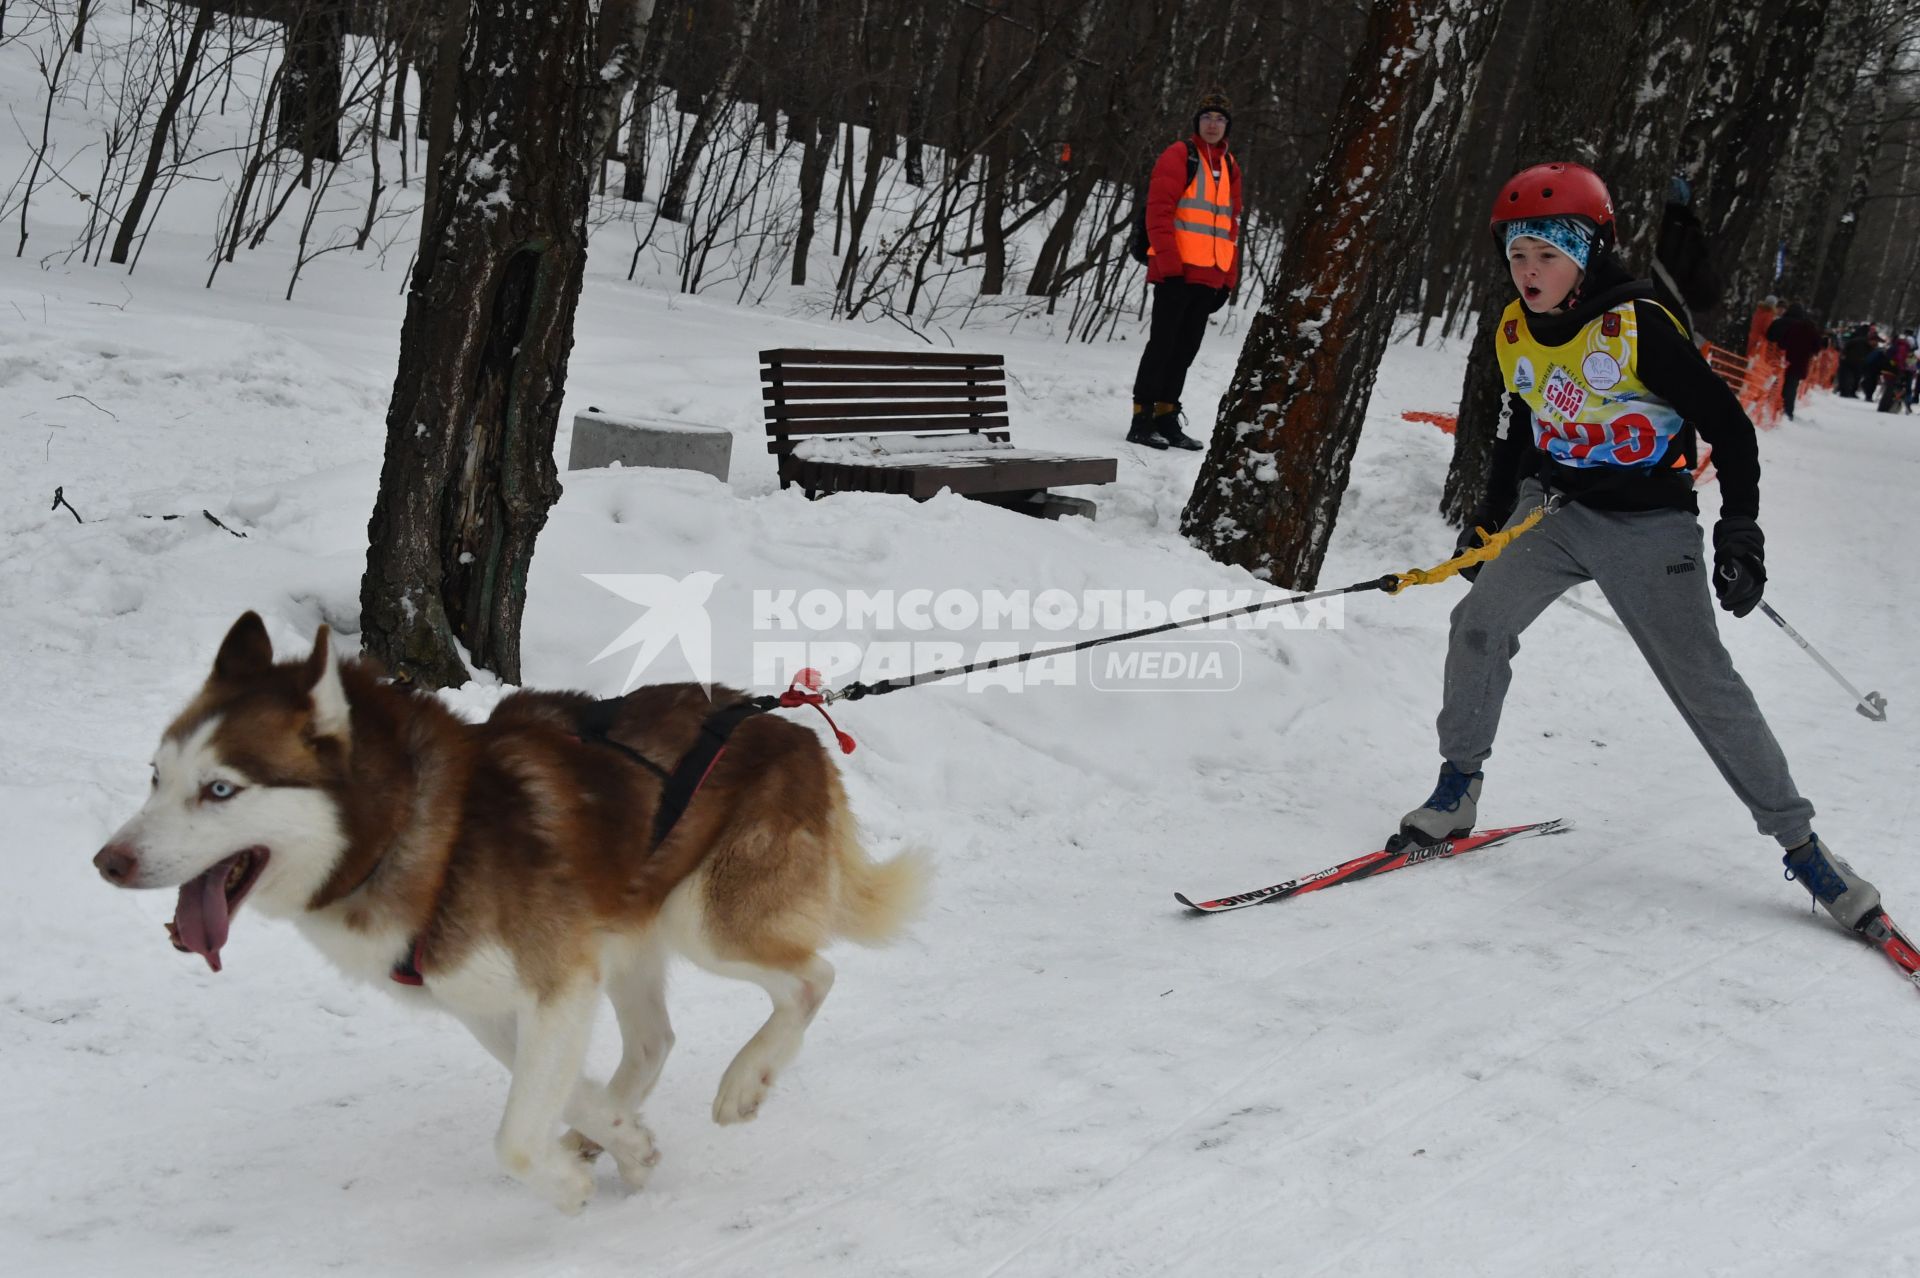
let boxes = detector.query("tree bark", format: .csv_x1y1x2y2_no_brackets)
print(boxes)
791,116,834,285
1775,0,1876,305
1181,0,1506,588
1598,0,1725,270
1027,162,1103,297
1811,28,1900,317
1689,0,1833,352
360,0,604,688
619,0,676,202
659,0,764,223
278,1,347,166
111,2,217,266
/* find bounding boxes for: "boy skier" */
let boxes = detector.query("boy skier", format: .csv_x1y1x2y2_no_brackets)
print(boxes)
1395,162,1888,942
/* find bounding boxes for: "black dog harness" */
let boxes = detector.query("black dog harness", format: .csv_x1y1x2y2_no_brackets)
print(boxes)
391,675,854,987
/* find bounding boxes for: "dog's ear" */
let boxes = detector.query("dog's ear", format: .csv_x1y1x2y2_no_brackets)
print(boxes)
300,625,351,742
212,612,274,684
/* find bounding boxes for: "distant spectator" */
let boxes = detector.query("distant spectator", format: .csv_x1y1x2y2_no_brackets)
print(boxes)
1880,332,1916,415
1127,87,1242,451
1651,176,1721,339
1764,302,1825,421
1838,322,1875,399
1862,327,1890,399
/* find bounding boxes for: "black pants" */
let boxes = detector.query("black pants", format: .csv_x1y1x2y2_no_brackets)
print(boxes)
1132,280,1222,407
1782,367,1805,418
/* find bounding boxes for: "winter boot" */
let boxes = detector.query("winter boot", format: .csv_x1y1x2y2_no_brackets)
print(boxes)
1152,402,1204,451
1395,762,1483,848
1126,401,1169,449
1783,833,1881,932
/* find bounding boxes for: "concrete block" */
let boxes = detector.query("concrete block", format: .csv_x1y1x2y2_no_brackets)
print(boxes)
567,407,731,482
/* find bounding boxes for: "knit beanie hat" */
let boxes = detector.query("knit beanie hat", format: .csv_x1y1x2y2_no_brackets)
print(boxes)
1193,88,1232,137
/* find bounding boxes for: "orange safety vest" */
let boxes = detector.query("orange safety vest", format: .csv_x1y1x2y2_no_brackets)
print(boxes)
1173,152,1236,273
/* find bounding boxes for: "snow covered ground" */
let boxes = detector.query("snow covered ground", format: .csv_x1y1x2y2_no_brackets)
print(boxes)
8,245,1919,1276
7,21,1920,1276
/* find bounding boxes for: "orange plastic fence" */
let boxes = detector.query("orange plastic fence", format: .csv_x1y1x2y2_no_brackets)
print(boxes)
1401,410,1458,434
1701,341,1783,431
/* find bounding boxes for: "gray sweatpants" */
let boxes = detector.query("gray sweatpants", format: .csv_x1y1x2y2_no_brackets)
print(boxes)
1438,480,1815,847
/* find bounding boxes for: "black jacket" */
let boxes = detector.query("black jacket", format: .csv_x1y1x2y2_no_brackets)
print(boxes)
1484,266,1760,524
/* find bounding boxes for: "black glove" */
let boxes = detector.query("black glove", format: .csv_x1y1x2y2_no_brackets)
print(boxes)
1208,286,1231,314
1454,507,1499,583
1712,516,1766,617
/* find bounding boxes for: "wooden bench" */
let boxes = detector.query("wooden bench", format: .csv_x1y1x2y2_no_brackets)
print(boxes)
760,348,1118,519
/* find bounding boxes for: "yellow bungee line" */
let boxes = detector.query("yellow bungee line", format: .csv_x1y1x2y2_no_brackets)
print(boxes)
1390,506,1545,593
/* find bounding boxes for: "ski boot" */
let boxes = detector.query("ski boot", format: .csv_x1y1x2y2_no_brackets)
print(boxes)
1391,761,1483,850
1783,833,1881,932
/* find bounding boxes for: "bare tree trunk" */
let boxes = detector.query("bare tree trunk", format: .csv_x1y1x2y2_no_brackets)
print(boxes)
791,117,833,285
111,3,217,266
278,1,347,166
1181,0,1506,588
619,0,674,201
1027,163,1103,296
1691,0,1833,352
1599,0,1726,270
360,0,604,688
836,119,889,315
417,1,468,248
1811,29,1900,317
659,0,763,223
979,132,1010,294
1776,0,1877,305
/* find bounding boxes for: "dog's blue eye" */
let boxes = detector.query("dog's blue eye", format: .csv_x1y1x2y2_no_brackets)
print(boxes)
204,780,239,801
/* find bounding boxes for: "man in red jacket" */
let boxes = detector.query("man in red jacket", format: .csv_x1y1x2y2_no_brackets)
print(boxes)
1128,88,1243,451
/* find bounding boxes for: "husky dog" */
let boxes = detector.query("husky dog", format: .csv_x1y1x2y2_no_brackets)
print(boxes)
94,612,926,1212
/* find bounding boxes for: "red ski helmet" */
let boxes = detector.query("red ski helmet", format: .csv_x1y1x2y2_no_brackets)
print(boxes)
1490,162,1616,251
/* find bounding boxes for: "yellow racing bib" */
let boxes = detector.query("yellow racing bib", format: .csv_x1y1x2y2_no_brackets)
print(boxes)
1494,299,1688,471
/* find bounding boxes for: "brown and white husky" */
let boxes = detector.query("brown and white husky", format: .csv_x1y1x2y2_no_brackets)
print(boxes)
93,612,926,1212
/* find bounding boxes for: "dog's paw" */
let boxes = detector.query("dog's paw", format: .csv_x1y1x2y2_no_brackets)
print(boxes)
559,1129,604,1163
502,1142,595,1215
534,1159,596,1216
712,1062,775,1125
604,1119,661,1190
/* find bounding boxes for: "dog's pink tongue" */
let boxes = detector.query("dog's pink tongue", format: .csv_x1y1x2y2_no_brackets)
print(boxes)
172,855,241,973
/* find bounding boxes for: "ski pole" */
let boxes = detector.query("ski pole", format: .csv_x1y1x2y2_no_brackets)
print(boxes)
1750,595,1888,722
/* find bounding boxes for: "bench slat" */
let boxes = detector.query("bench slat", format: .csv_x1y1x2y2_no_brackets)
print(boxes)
761,382,1008,401
766,415,1011,439
766,399,1009,421
781,454,1117,498
761,348,1001,369
759,366,1005,385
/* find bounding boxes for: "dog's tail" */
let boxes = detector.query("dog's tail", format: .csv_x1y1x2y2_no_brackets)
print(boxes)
834,843,931,947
